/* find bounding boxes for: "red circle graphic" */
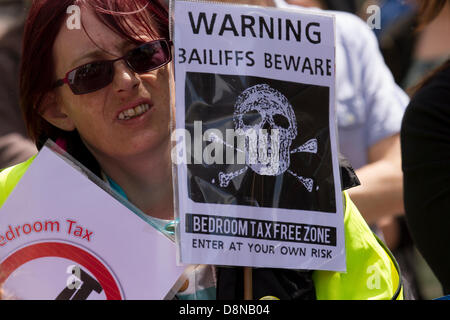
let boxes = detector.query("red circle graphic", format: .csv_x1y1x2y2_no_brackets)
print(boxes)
0,242,122,300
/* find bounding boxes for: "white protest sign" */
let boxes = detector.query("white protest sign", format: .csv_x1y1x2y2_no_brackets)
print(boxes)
173,0,346,271
0,144,186,300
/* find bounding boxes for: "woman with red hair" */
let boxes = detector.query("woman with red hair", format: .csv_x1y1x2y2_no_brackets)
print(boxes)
19,0,174,219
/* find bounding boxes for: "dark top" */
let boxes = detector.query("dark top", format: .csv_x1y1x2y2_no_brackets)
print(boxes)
401,61,450,295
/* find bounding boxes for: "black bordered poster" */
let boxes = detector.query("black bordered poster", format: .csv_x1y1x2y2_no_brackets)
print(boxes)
172,0,345,271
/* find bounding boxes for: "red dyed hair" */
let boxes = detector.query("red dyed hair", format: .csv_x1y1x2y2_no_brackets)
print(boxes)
19,0,169,146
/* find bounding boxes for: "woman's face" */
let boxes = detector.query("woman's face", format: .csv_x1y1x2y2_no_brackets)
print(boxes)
50,6,173,163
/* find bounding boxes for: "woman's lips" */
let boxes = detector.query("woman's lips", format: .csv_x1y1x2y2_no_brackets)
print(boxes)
116,100,153,121
117,103,151,120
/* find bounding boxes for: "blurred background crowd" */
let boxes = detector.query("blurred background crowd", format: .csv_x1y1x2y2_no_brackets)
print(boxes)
0,0,448,299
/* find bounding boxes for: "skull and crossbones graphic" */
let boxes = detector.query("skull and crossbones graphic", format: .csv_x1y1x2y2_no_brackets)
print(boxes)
207,84,318,192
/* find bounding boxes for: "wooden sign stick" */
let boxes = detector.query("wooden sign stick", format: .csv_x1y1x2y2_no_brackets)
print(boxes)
244,267,253,300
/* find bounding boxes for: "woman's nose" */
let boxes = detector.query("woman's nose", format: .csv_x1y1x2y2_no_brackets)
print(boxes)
112,60,140,94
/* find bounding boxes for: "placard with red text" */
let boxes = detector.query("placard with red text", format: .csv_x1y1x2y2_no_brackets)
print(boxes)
0,143,186,300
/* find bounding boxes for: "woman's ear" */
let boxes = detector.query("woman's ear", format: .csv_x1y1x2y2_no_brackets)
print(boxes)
39,91,76,132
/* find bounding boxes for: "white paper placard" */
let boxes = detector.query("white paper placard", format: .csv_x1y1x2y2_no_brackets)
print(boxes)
173,0,346,272
0,144,186,300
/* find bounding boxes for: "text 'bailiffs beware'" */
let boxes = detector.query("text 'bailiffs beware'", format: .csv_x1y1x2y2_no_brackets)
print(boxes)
177,11,333,76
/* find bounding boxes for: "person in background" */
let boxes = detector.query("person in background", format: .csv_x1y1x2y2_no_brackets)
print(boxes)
288,0,359,13
275,0,417,298
402,0,450,89
0,1,36,170
401,0,450,299
376,4,418,87
360,0,416,40
368,0,449,92
282,0,407,234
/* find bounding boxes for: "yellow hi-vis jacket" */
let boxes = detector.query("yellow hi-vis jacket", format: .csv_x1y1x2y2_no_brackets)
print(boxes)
0,156,403,300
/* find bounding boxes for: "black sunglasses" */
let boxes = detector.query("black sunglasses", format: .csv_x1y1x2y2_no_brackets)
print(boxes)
53,39,172,95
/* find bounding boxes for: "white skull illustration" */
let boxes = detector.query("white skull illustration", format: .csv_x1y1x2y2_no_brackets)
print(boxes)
233,84,297,176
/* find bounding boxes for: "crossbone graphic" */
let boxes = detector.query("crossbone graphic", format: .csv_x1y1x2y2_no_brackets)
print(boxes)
206,84,318,192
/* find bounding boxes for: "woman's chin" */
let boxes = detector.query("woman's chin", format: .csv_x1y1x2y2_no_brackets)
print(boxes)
113,135,170,160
